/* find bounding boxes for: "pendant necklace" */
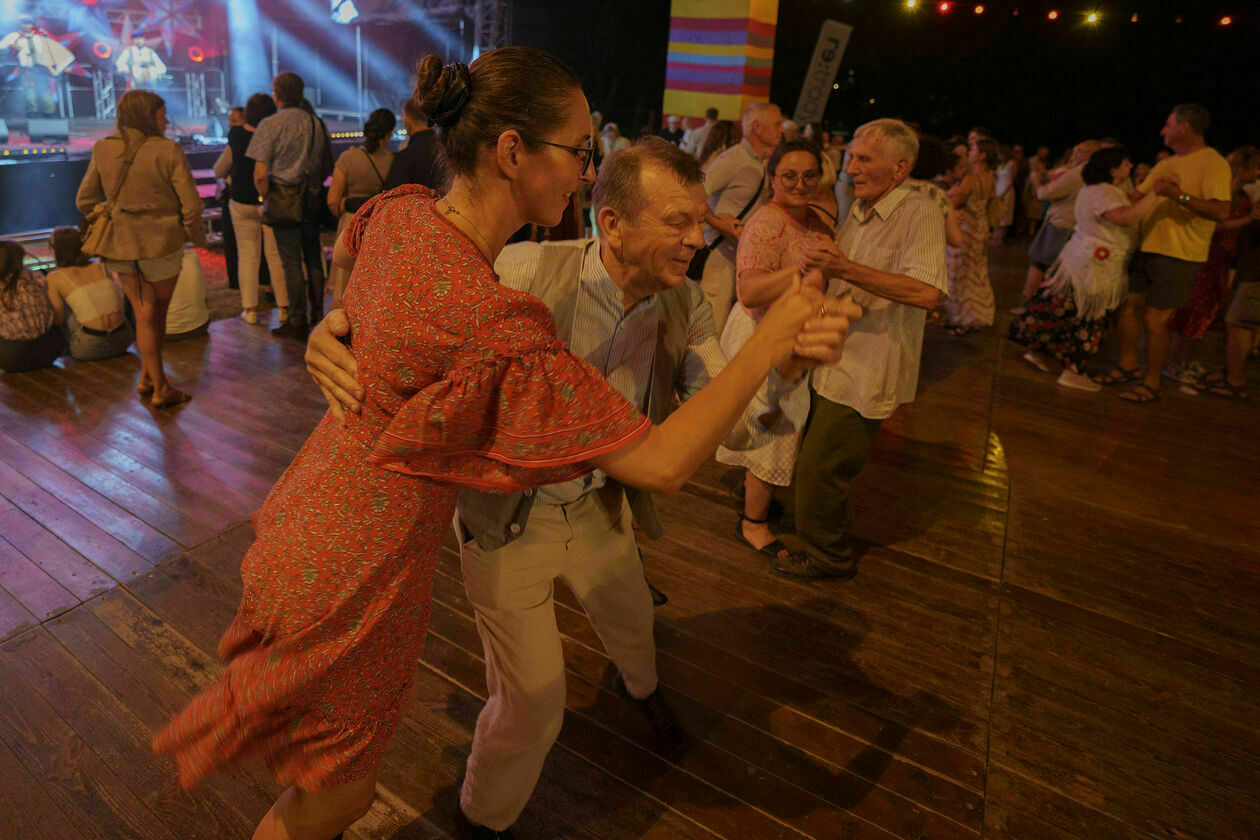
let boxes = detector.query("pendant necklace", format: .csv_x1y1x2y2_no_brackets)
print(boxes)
440,196,495,261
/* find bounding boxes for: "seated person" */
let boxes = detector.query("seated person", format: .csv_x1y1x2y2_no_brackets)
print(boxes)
44,226,135,361
0,242,62,373
165,249,210,341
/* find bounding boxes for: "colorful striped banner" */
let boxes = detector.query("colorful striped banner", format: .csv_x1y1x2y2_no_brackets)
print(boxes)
662,0,779,124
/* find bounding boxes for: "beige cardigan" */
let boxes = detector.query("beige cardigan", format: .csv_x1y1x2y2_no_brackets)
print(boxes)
75,128,207,260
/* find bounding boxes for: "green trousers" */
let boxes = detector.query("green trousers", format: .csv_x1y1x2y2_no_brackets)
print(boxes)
793,392,883,573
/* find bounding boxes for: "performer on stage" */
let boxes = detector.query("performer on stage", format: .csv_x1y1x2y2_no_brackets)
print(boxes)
116,31,166,91
0,16,72,117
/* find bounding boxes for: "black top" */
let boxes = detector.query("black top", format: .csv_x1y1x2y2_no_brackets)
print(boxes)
657,128,685,145
227,125,260,205
382,130,442,191
1234,219,1260,283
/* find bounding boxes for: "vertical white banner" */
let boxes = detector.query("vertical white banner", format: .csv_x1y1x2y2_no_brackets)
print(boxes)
792,19,853,126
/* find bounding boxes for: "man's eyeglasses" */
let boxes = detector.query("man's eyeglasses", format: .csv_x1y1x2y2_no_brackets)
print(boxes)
777,171,822,187
528,137,596,175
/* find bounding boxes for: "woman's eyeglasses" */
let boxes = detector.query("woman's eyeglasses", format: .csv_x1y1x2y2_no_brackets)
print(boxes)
529,138,596,175
777,171,822,187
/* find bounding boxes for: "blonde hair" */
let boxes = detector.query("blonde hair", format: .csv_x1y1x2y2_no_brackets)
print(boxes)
116,90,166,139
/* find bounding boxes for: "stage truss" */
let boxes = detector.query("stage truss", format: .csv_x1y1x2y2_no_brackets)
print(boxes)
414,0,512,52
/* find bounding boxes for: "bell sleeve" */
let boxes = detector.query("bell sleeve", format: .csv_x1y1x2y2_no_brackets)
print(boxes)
370,342,650,492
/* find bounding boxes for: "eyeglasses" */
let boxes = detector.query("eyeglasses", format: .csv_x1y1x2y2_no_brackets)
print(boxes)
777,171,821,187
528,137,596,175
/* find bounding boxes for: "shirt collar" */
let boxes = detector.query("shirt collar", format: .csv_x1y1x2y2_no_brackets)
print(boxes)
583,241,657,317
851,182,913,223
739,138,767,163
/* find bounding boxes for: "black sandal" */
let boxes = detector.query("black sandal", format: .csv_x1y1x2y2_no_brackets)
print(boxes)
734,515,799,562
1196,371,1249,399
1095,365,1142,385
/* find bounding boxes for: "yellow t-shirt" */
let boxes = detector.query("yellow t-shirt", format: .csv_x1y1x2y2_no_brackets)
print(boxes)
1137,147,1232,263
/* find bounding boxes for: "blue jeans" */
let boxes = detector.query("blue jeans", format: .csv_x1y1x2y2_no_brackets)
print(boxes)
269,224,308,327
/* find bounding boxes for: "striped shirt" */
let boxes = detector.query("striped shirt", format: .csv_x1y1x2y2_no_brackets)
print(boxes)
495,241,729,505
812,183,948,419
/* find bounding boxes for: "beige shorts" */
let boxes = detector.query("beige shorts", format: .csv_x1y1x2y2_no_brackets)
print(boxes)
104,249,184,282
1225,281,1260,329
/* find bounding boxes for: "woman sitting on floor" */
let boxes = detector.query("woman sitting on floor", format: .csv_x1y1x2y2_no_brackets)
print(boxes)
1009,147,1160,390
44,225,135,361
0,242,62,374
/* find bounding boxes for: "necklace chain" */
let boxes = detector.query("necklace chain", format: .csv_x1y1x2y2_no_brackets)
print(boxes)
441,196,495,260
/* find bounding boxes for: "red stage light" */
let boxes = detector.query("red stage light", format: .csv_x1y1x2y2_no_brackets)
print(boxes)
974,4,984,13
188,46,204,63
1131,13,1138,22
1220,16,1232,25
938,1,949,11
1047,10,1058,19
92,41,111,60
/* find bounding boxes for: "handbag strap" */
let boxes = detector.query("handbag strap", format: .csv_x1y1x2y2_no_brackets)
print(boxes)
104,135,149,211
361,146,385,187
709,167,767,252
295,112,319,182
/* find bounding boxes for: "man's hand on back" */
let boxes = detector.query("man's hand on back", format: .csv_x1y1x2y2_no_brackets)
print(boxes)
305,309,364,424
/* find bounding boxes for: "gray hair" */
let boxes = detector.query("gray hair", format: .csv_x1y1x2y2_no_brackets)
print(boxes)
742,102,779,136
853,118,919,168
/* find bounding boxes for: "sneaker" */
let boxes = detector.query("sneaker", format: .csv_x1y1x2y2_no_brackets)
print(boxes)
1057,369,1102,391
240,309,258,325
1022,351,1052,374
278,308,289,324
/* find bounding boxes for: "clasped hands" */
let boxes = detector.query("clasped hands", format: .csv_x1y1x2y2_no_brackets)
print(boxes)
798,240,852,280
1152,173,1182,200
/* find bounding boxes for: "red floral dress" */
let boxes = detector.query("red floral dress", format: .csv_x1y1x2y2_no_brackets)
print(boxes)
152,186,650,792
1169,190,1252,338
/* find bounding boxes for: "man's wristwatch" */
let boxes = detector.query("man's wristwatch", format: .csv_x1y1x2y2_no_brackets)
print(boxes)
1177,193,1192,206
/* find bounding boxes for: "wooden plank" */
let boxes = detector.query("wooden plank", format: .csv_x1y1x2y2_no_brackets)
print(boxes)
0,435,179,563
0,535,78,620
0,458,151,582
0,427,222,547
0,497,114,601
0,735,87,840
0,648,180,840
0,582,38,641
1,626,261,837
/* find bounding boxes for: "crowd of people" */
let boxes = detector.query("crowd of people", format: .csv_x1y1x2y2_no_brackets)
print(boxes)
0,41,1254,840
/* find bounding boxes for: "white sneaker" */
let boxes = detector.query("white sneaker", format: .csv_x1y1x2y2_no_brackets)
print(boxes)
241,309,258,325
1058,369,1102,391
1022,351,1052,373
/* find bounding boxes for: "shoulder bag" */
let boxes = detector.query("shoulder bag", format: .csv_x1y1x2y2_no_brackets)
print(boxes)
262,113,318,228
685,173,766,281
81,137,149,257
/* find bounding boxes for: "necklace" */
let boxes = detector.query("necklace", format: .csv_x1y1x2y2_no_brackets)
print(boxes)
440,196,495,261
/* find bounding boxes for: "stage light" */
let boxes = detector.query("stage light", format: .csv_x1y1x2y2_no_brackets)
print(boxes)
1047,10,1058,20
906,0,916,7
1220,16,1232,25
938,1,949,11
974,4,984,13
832,83,840,90
1086,12,1098,23
92,41,111,60
188,46,204,63
1131,13,1138,22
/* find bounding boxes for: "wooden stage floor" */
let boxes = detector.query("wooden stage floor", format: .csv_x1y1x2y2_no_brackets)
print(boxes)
0,244,1256,839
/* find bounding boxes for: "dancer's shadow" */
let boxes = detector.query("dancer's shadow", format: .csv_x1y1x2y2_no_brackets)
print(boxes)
550,599,965,837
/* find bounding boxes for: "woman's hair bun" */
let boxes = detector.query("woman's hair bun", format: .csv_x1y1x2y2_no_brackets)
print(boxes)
411,55,471,128
364,108,396,139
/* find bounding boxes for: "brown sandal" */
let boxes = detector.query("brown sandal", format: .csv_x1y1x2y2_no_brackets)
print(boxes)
150,388,192,409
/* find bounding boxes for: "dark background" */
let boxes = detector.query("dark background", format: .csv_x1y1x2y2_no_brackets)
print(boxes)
511,0,1259,163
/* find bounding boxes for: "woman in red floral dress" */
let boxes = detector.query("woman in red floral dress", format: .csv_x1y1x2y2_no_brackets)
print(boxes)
152,48,847,840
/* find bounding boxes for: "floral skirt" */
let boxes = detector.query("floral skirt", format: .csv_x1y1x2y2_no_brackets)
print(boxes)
1008,284,1112,374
